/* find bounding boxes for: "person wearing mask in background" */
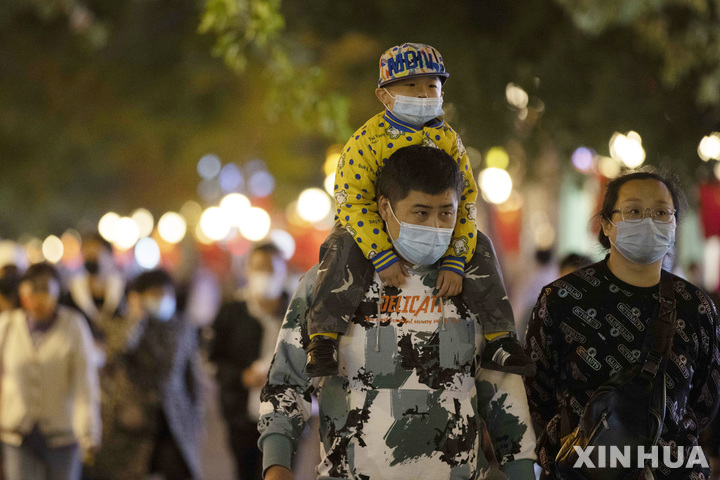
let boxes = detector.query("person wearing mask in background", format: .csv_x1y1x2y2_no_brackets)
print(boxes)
83,269,203,480
208,242,290,480
523,170,720,479
0,262,101,480
63,232,126,329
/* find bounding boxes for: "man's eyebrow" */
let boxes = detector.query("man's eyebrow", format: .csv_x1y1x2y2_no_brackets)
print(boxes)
411,203,455,209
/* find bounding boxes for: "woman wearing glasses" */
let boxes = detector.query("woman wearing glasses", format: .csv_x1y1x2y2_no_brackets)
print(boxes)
523,170,720,479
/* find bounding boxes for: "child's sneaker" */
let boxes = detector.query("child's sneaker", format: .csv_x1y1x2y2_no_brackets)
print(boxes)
306,335,339,377
481,334,536,376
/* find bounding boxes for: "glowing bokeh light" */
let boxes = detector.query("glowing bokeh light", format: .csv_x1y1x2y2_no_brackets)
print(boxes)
505,83,529,109
197,154,222,179
98,212,120,242
42,235,64,264
698,134,720,162
248,170,275,197
479,168,513,204
324,153,341,176
714,162,720,181
220,193,252,226
238,207,271,241
220,162,243,192
200,207,232,242
24,238,44,265
297,188,332,222
134,237,161,269
571,147,594,172
609,131,645,168
598,156,621,178
269,230,296,260
131,208,154,238
194,223,213,245
486,147,510,169
112,217,141,250
158,212,187,244
324,173,336,196
198,178,223,203
179,201,203,227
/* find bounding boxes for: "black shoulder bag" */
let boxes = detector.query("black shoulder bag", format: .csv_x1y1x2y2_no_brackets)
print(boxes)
555,272,677,480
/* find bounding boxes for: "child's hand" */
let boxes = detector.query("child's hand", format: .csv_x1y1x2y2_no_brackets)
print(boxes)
378,262,410,288
437,270,463,297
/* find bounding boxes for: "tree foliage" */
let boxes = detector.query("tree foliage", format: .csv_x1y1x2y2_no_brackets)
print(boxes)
1,0,718,237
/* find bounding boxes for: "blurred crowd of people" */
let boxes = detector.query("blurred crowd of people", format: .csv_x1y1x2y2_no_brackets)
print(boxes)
0,233,318,480
0,221,718,480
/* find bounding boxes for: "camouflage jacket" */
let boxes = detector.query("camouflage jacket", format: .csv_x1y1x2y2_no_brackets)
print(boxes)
258,263,536,480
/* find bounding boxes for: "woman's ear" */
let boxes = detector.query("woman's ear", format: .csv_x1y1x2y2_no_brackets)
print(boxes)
601,216,612,237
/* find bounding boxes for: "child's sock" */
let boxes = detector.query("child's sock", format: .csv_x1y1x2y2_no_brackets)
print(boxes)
310,332,338,340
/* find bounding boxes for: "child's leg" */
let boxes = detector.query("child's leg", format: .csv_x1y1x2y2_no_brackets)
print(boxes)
306,222,375,376
308,222,375,335
462,230,536,376
462,230,517,333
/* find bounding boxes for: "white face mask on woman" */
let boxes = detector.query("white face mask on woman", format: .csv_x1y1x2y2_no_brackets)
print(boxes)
610,218,676,264
384,89,444,126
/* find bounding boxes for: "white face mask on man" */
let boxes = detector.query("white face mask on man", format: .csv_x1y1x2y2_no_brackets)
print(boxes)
247,272,285,300
384,89,444,126
387,202,453,266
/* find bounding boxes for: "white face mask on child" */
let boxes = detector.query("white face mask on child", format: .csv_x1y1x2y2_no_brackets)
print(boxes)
384,89,444,126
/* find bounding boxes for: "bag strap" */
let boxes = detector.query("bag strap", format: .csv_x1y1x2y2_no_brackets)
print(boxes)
640,271,677,380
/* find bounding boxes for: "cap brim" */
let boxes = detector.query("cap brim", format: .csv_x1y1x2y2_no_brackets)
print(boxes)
378,72,449,88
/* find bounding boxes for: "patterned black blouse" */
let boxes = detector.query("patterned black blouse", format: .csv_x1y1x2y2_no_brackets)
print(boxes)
523,259,720,479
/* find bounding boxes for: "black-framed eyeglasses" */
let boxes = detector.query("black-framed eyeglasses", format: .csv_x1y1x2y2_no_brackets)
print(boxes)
611,207,676,224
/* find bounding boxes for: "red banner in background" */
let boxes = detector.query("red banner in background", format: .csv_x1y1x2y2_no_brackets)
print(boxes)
699,182,720,238
491,205,521,254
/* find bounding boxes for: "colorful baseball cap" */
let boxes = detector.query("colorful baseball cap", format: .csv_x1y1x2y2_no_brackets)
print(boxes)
378,43,449,87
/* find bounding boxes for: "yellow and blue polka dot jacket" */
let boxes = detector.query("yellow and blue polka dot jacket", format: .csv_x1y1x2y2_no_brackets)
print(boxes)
334,110,478,275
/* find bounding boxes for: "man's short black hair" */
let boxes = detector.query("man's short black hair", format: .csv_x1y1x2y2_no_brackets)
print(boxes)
250,241,282,258
21,262,61,288
376,145,463,204
130,269,174,293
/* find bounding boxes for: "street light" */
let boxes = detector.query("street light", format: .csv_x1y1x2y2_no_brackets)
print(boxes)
200,206,232,242
297,188,332,223
609,131,645,168
479,168,513,204
238,207,271,241
698,133,720,162
112,217,141,250
158,212,187,244
42,235,64,264
98,212,120,242
131,208,154,238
